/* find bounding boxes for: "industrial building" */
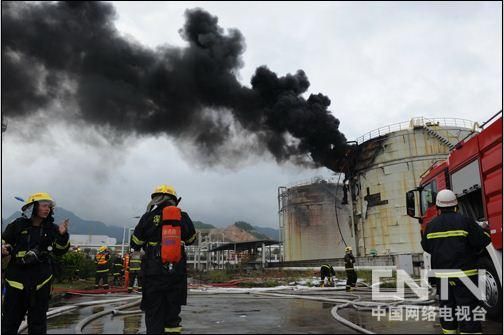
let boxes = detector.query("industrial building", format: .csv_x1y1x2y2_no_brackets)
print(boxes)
279,117,478,261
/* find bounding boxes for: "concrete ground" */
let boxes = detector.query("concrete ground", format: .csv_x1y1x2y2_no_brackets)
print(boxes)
38,291,502,334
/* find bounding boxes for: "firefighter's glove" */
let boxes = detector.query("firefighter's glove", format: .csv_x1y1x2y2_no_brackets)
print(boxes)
1,244,12,257
22,249,41,265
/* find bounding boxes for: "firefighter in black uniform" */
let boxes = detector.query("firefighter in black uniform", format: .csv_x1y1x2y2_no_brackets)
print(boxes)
131,184,196,334
95,246,110,289
1,192,70,334
320,264,336,287
421,189,491,334
112,252,124,287
128,249,143,293
344,246,357,291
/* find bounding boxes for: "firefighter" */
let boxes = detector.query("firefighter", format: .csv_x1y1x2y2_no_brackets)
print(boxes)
1,192,70,334
112,252,124,287
131,184,196,334
128,249,143,293
95,246,110,289
73,246,82,280
421,189,491,334
344,246,357,291
320,264,336,287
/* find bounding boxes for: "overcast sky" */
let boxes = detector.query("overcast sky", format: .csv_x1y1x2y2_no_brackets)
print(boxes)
1,1,501,230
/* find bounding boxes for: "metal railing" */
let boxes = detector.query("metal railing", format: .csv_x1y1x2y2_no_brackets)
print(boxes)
285,175,344,189
355,117,477,145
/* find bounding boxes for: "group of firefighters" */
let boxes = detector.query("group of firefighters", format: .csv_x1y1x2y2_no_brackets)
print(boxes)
0,186,495,334
1,184,196,334
92,246,143,293
319,246,357,291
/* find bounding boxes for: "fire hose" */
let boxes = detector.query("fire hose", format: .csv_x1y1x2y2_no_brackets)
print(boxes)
18,296,140,333
29,285,436,334
74,298,141,334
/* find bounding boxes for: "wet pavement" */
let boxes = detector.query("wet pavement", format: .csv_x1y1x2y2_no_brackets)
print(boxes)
35,291,502,334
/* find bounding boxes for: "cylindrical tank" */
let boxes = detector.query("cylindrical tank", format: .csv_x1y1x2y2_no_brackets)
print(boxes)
349,117,477,256
279,177,353,261
279,117,478,261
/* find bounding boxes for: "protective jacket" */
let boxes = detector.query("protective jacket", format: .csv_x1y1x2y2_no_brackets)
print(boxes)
112,256,124,276
320,264,335,278
95,251,110,272
2,217,70,291
129,251,142,271
130,204,196,305
2,216,69,334
421,212,491,277
344,253,355,270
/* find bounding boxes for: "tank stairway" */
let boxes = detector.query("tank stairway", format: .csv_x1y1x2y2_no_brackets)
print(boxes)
421,124,455,149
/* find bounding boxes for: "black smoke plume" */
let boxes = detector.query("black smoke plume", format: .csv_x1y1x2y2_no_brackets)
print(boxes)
2,1,347,169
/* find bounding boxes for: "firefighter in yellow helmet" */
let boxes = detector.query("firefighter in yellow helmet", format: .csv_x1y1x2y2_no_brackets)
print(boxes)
344,246,357,291
95,246,110,289
131,184,196,334
1,192,70,334
421,189,491,334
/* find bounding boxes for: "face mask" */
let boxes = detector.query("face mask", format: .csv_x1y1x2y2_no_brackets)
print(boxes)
151,195,167,205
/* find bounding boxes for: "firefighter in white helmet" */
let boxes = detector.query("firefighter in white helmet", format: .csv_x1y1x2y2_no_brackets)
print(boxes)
421,189,491,334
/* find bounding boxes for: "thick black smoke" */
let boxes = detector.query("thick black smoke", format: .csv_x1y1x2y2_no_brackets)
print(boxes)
2,1,347,169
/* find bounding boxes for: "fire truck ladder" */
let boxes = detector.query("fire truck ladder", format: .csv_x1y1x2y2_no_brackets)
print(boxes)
421,124,455,149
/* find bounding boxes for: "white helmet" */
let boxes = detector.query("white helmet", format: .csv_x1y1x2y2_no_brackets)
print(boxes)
436,189,458,208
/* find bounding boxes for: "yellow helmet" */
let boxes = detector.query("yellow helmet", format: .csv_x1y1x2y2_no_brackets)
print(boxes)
151,184,177,199
98,246,107,252
345,246,352,252
22,192,54,211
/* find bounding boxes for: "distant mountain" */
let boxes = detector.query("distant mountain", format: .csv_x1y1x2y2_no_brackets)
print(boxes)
221,224,258,242
254,226,280,241
234,221,271,240
1,210,280,244
193,221,216,230
2,208,125,241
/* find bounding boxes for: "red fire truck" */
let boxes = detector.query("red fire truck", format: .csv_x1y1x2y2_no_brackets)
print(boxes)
406,111,502,319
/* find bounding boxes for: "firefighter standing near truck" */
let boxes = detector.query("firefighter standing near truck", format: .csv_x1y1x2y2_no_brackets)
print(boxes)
421,189,491,334
1,192,70,334
131,184,196,334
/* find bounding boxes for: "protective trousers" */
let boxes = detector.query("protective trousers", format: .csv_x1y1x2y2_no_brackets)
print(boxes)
439,277,482,334
95,270,109,289
346,269,357,290
142,287,182,334
1,282,51,334
128,271,142,292
113,273,122,287
320,268,333,287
